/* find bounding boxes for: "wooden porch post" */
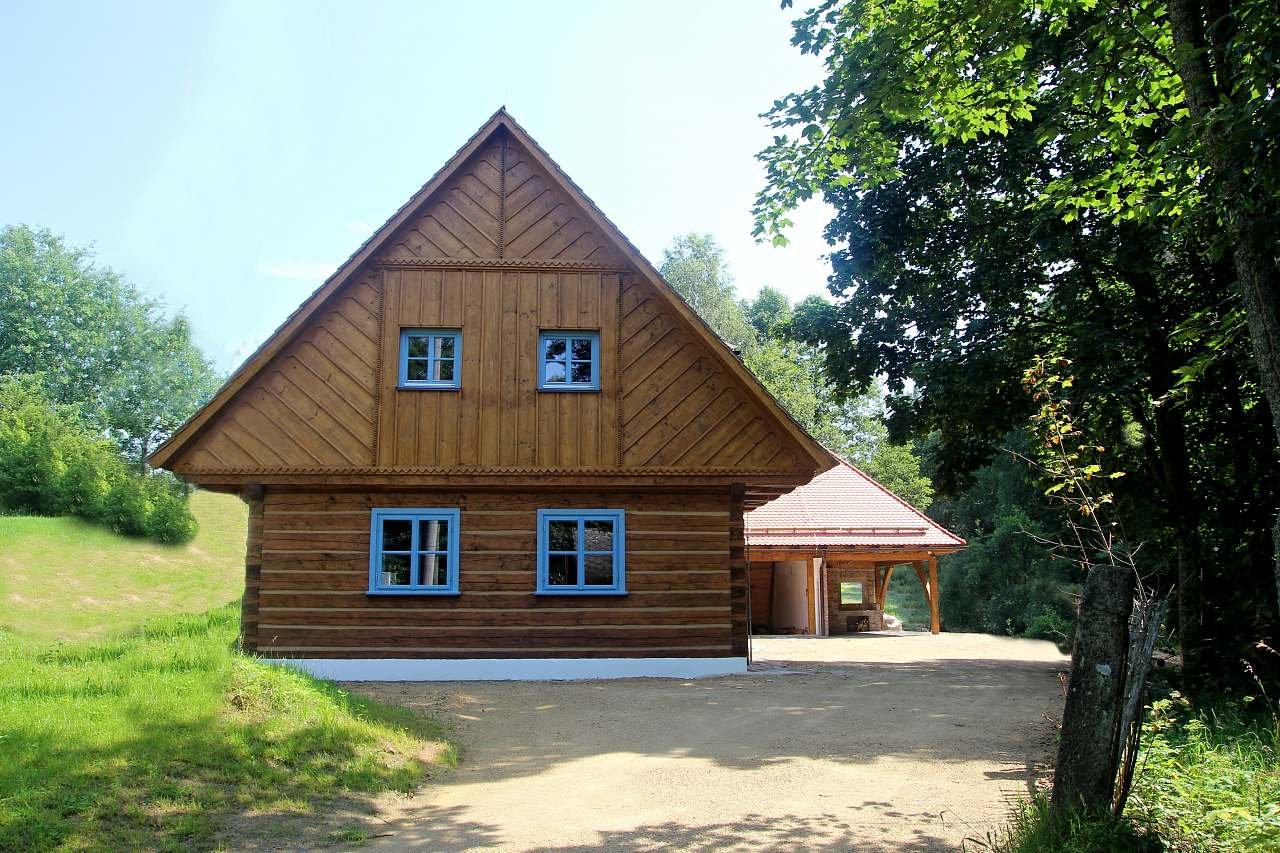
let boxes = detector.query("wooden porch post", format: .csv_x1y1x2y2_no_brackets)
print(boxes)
875,563,896,607
928,555,940,635
911,560,940,635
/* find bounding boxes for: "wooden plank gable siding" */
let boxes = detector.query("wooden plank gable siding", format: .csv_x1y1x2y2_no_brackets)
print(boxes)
171,273,380,471
619,280,801,471
249,488,735,659
157,110,828,484
376,268,622,468
377,130,623,266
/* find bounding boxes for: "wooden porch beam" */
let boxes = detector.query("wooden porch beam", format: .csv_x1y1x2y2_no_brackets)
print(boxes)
928,555,940,635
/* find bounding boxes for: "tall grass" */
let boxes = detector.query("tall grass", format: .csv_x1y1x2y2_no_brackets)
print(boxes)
1128,692,1280,851
0,605,456,851
974,692,1280,852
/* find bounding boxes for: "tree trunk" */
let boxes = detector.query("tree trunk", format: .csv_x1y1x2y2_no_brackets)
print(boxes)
1052,565,1135,814
1122,229,1207,681
1167,0,1280,614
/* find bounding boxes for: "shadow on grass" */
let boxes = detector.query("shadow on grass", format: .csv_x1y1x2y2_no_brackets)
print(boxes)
0,603,454,852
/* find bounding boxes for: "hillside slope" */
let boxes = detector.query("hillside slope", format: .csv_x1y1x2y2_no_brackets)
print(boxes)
0,490,246,643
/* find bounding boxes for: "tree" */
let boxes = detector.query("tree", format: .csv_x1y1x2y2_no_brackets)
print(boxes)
754,0,1278,689
659,234,756,353
102,315,221,472
1,225,151,411
1163,0,1280,609
1,224,221,469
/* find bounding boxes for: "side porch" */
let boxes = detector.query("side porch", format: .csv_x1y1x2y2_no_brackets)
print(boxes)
747,547,945,637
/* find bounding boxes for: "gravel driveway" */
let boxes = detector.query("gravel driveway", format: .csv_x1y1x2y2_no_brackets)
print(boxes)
349,633,1068,852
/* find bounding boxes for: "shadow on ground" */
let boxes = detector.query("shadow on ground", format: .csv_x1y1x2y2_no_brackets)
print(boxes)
329,643,1066,851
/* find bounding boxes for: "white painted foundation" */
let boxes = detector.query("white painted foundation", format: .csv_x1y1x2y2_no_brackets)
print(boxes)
265,656,749,682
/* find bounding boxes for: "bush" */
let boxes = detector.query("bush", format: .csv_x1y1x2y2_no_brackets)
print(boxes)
1023,605,1075,654
144,483,198,544
54,440,119,520
0,378,67,514
102,475,149,537
1128,692,1280,851
0,376,196,544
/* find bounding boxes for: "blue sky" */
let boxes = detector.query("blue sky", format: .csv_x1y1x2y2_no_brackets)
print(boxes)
2,1,833,371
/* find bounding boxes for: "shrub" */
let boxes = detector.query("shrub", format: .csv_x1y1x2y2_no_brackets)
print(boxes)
1128,693,1280,851
54,439,121,520
0,378,67,514
0,376,199,544
144,482,198,544
103,475,150,537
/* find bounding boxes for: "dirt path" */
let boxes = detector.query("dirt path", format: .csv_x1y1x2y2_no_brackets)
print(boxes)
347,633,1068,852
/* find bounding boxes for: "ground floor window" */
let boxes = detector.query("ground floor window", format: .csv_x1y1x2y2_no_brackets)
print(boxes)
368,508,460,595
536,509,625,594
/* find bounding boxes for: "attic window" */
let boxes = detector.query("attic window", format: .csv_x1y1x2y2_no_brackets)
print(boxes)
399,329,461,389
538,331,599,391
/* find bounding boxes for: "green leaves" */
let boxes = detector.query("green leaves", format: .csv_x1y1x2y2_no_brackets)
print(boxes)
0,225,222,470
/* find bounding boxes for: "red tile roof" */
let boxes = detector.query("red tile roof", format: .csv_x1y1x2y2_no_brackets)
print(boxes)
745,459,965,550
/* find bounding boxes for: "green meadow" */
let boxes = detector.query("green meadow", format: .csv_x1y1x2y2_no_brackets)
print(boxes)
0,494,455,852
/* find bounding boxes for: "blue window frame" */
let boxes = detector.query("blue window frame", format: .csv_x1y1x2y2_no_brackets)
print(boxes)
538,330,600,391
368,508,460,595
399,329,461,389
536,509,625,595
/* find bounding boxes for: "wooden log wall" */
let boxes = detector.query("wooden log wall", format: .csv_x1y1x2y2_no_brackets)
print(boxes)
729,485,748,655
248,487,738,659
241,488,264,650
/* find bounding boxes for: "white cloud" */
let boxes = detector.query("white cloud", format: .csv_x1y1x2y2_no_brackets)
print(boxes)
255,260,337,282
345,220,375,236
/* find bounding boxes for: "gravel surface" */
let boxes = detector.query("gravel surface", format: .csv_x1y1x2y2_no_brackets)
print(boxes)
336,633,1068,852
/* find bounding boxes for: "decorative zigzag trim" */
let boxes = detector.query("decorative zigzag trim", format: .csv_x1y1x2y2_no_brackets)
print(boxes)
374,257,630,272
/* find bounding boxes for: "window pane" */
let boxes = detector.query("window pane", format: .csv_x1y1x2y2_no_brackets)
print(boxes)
380,554,411,586
435,336,455,359
420,553,449,586
584,520,613,551
584,554,614,586
406,359,429,381
571,338,593,360
543,337,567,362
548,520,577,551
407,336,429,357
840,581,863,605
547,554,578,586
544,361,566,383
418,518,449,551
570,361,593,384
435,359,455,382
382,519,412,551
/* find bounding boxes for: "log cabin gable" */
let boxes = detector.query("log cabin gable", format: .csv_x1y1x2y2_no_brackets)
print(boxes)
151,110,833,482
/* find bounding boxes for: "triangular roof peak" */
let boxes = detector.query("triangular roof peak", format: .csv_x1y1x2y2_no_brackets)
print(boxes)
150,109,837,474
746,458,965,550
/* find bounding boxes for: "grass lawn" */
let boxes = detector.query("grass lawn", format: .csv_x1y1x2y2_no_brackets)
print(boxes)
883,566,933,631
0,490,247,643
0,493,457,851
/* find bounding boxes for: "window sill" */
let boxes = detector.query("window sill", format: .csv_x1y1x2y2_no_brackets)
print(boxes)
396,384,461,391
366,589,461,597
536,386,600,393
534,589,628,597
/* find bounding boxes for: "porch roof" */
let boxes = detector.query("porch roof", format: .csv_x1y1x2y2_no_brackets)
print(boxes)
745,459,965,550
